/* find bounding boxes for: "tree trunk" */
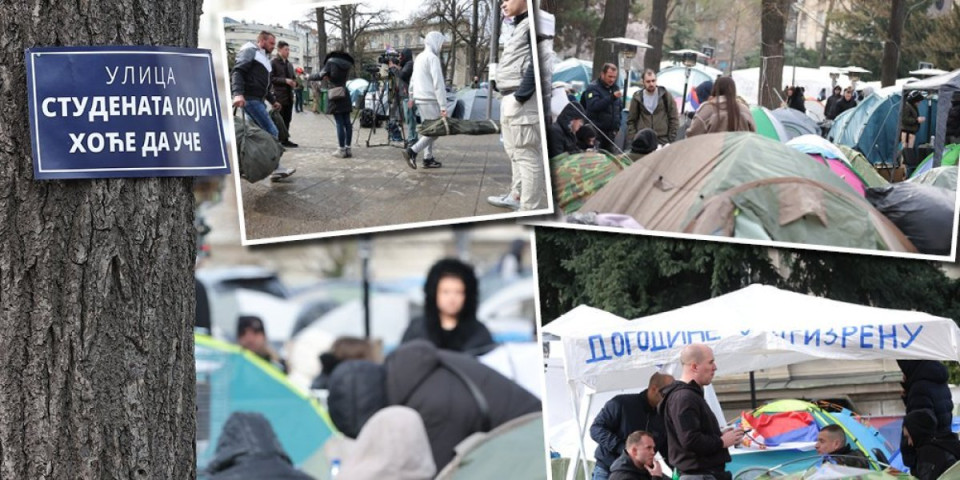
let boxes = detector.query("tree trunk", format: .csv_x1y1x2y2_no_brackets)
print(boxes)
881,0,905,87
592,0,630,79
817,0,835,67
645,0,670,72
760,0,789,108
470,0,480,81
0,1,198,479
317,7,328,63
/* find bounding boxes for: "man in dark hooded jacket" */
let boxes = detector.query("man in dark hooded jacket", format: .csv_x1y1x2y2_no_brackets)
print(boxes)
398,48,418,147
206,412,314,480
401,258,494,355
898,360,954,467
659,344,742,479
902,409,960,480
548,103,586,158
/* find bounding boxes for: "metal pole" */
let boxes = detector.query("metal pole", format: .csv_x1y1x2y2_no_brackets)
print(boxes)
749,371,758,409
359,235,372,338
681,67,691,115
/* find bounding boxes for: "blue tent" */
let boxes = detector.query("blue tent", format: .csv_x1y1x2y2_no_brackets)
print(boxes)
829,86,935,165
195,334,335,470
553,58,593,87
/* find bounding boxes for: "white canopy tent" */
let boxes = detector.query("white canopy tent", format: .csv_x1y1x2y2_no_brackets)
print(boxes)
544,284,960,480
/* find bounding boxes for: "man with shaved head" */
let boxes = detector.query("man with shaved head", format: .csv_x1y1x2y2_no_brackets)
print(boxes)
590,372,674,480
658,344,742,480
816,424,870,469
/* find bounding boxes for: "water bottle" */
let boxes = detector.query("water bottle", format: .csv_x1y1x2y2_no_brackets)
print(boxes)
330,458,341,479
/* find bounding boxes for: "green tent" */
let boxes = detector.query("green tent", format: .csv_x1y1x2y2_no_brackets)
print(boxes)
436,413,546,480
909,144,960,178
550,151,633,214
580,132,916,252
908,166,958,191
751,105,789,142
837,145,890,188
196,334,336,471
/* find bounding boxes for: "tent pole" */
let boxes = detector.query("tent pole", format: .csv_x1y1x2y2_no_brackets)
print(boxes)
567,381,593,480
749,371,757,409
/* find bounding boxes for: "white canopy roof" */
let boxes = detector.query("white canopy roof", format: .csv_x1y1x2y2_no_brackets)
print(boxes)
557,284,960,393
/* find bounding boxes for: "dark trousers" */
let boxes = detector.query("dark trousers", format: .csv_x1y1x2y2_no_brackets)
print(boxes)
598,131,619,153
280,102,294,138
294,90,304,112
334,112,352,147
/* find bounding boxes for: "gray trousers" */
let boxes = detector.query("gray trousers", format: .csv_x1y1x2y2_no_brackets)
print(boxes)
411,99,441,159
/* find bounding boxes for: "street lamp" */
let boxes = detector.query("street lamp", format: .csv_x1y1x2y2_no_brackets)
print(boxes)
670,49,708,114
843,66,871,97
603,37,652,101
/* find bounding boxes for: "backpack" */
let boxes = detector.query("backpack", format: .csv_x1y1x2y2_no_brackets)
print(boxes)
234,109,283,183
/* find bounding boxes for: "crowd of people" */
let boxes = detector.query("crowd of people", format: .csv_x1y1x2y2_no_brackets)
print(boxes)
230,2,548,213
585,343,960,480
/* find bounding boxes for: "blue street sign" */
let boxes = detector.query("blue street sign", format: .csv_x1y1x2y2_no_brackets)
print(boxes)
26,46,231,180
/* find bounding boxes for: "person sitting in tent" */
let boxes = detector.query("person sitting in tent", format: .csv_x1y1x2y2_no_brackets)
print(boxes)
824,86,843,120
902,409,960,480
237,315,287,373
686,77,755,137
628,129,659,161
401,258,495,355
577,125,598,152
548,103,587,158
337,406,437,480
815,424,871,469
834,87,858,119
608,431,668,480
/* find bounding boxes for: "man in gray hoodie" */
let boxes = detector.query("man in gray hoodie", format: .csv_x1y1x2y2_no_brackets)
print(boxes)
403,32,447,169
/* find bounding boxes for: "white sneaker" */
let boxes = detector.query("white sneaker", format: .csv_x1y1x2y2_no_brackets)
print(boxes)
486,193,519,210
270,167,296,181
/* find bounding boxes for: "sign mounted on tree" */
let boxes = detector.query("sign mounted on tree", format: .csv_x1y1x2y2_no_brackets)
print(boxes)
26,46,231,180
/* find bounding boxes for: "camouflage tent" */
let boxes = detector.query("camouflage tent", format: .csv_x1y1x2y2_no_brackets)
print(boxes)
580,132,916,252
550,151,633,214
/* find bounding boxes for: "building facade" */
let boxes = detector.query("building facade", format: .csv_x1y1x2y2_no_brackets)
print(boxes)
223,18,320,73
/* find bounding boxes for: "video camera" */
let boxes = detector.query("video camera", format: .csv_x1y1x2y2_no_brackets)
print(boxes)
378,51,401,66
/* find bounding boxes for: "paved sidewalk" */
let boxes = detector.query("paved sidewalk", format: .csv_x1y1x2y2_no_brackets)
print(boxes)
238,109,524,241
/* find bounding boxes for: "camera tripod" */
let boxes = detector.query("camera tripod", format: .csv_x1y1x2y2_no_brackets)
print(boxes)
353,67,408,149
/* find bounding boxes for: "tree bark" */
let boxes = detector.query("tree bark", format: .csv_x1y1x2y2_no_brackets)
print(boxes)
645,0,670,72
0,1,198,479
470,0,480,81
592,0,630,79
881,0,905,87
317,7,328,63
760,0,789,108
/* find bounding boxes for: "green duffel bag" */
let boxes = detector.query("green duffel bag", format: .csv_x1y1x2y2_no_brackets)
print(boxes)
417,117,501,136
234,110,284,183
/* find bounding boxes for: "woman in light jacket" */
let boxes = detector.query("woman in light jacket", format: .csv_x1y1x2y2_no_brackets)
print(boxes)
687,76,755,137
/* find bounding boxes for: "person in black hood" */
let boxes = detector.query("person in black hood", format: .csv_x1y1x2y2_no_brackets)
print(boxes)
398,48,419,147
309,51,355,158
902,409,960,480
548,103,587,158
401,258,494,355
659,344,743,480
898,359,954,467
824,86,843,120
206,412,315,480
608,431,668,480
577,125,598,152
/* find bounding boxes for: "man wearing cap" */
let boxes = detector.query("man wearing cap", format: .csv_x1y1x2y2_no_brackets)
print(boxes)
237,315,287,373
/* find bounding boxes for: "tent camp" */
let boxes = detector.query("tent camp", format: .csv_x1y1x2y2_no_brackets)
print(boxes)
909,143,960,178
786,135,868,196
543,284,960,480
578,132,916,252
909,166,958,191
550,151,633,214
772,108,820,140
901,69,960,167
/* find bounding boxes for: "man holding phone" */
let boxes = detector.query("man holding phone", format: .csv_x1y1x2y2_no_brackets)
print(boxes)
659,344,743,480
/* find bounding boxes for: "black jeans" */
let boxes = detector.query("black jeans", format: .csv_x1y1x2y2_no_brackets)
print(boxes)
280,102,294,138
334,112,352,147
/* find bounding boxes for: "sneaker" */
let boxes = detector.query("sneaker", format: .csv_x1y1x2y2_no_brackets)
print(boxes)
402,148,418,170
270,167,296,181
486,193,519,210
423,158,442,169
333,148,346,158
281,140,299,148
345,147,353,158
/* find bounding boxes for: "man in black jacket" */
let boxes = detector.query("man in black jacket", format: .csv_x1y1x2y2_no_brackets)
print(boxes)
271,41,299,148
231,31,295,180
608,431,668,480
659,344,742,480
547,103,586,159
824,86,843,120
815,424,871,469
590,373,674,480
898,360,954,467
583,64,623,152
903,409,960,480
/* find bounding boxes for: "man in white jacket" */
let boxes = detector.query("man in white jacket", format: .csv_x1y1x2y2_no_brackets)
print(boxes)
402,31,447,170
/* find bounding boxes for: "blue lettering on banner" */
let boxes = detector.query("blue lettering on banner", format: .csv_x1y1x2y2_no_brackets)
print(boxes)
582,324,929,365
26,46,230,179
